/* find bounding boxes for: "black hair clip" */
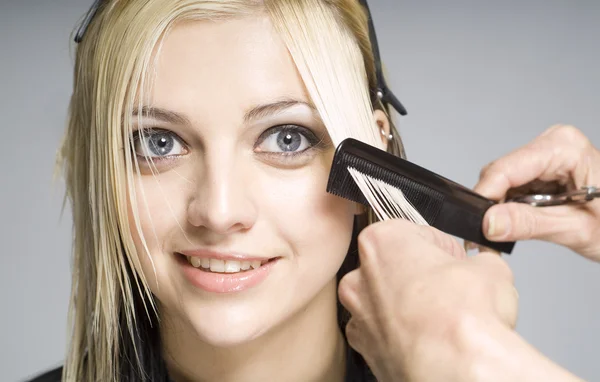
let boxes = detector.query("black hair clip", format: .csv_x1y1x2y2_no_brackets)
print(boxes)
359,0,407,116
74,0,406,116
74,0,103,43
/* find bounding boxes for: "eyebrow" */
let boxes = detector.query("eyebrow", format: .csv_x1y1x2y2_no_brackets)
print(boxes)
131,98,316,126
243,98,317,123
132,106,190,125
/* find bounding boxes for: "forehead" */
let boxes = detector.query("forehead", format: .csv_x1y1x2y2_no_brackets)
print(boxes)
150,15,308,117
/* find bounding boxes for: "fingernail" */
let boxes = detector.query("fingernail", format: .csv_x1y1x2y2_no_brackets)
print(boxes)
487,210,510,239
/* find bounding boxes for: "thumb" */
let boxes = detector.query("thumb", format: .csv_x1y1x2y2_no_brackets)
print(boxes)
482,202,586,245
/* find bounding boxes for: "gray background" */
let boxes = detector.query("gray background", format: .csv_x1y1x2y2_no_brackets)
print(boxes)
1,0,599,381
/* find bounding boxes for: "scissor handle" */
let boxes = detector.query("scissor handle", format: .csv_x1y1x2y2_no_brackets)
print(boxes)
508,186,600,207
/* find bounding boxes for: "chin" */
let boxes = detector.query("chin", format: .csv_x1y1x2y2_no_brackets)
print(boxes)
176,298,280,348
194,325,269,348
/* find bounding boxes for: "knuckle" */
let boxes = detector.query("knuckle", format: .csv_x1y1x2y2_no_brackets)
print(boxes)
447,310,481,345
337,288,354,312
479,251,514,283
338,270,359,298
417,306,482,360
479,161,494,179
420,226,458,255
414,225,437,243
358,221,385,249
357,226,379,264
499,281,519,329
345,318,362,349
477,167,510,199
440,231,462,256
552,125,589,147
358,220,412,254
543,124,564,135
479,162,503,183
508,204,537,240
574,216,594,248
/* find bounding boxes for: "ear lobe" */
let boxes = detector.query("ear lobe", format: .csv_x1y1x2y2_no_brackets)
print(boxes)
353,202,367,216
373,109,391,150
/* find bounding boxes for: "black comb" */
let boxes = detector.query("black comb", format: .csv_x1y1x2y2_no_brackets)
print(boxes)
327,139,515,254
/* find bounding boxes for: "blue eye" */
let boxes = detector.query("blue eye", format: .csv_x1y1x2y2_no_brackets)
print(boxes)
256,125,317,154
133,129,187,158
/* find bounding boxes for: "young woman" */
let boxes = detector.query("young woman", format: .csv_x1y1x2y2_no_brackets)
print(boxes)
33,0,405,380
31,0,600,381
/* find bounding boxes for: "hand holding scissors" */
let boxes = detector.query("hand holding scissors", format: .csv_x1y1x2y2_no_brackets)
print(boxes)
509,185,600,207
474,125,600,261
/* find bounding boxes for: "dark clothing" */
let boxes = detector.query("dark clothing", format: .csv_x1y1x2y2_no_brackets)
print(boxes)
28,367,62,382
29,344,376,382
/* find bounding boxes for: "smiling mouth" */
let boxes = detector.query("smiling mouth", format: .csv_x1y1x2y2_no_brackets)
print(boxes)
177,253,280,274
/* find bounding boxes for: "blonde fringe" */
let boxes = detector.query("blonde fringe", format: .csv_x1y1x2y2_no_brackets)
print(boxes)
266,0,381,149
266,0,413,225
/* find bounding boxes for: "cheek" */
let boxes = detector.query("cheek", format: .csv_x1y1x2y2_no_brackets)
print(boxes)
126,174,188,287
259,159,356,267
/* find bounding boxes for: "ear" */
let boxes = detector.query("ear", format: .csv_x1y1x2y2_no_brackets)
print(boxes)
351,110,390,216
373,109,391,150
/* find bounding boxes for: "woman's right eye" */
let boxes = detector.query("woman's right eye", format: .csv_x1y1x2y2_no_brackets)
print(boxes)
133,128,188,159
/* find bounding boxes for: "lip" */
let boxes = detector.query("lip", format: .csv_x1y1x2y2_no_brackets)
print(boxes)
179,249,275,262
176,253,280,294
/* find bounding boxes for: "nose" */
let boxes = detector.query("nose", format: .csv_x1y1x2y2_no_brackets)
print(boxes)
187,153,257,235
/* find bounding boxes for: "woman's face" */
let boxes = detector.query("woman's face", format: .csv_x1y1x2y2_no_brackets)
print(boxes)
127,15,357,346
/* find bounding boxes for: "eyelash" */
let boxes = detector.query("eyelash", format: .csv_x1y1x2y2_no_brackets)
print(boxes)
254,124,322,157
131,128,188,160
131,125,323,162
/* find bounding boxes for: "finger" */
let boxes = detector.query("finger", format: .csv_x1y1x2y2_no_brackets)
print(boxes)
474,143,551,201
345,317,367,354
357,221,468,304
338,269,364,315
357,219,435,270
359,219,466,269
469,250,514,282
482,202,596,248
414,225,467,260
356,221,455,309
474,125,593,201
496,281,519,329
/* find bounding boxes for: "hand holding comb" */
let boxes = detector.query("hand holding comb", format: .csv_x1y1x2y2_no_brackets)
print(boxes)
327,138,600,254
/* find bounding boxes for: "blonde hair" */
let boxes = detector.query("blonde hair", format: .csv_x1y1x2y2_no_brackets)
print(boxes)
61,0,406,380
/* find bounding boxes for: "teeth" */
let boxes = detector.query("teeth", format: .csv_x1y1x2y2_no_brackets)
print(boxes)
190,257,202,268
224,260,242,273
186,256,273,273
201,258,210,269
210,259,225,273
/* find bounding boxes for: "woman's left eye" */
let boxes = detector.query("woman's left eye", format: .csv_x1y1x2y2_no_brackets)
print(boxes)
133,129,187,158
255,125,318,154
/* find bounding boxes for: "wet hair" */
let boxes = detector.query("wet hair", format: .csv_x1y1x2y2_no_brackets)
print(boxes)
60,1,406,380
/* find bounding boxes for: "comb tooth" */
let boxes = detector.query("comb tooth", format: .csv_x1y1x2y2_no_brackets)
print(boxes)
327,151,369,204
327,150,445,225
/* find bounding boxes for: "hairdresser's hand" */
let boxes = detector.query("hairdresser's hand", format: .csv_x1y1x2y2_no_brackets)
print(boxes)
338,219,581,382
475,125,600,261
338,219,518,382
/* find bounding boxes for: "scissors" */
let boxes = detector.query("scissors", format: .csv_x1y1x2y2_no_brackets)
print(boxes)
509,186,600,207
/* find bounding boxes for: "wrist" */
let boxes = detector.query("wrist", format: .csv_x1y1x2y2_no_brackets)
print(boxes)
465,316,582,382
